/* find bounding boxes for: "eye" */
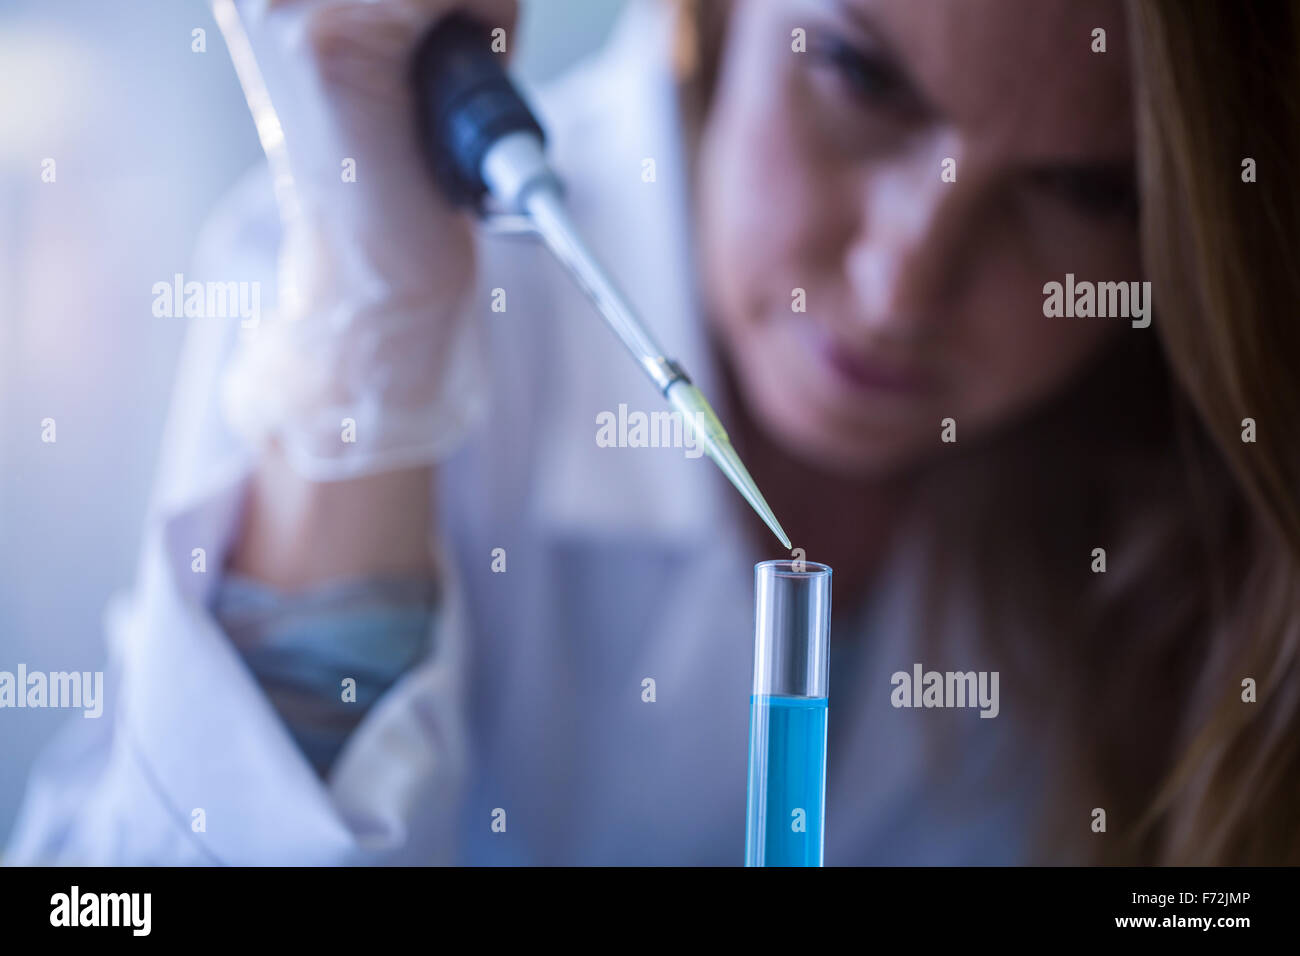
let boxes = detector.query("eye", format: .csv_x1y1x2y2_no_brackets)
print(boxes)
807,34,917,115
1027,166,1139,220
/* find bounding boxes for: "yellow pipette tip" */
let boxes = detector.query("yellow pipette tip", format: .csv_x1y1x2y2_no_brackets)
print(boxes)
706,437,792,550
667,381,792,552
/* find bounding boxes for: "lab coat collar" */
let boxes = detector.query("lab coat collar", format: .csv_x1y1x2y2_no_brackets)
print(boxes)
524,0,743,553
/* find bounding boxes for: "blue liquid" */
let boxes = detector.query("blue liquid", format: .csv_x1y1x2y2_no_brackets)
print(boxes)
745,694,829,866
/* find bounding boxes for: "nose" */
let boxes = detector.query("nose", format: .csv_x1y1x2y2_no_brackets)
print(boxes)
842,137,969,342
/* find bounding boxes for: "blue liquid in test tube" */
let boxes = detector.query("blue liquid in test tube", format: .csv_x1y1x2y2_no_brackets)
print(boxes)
745,561,832,867
747,695,829,866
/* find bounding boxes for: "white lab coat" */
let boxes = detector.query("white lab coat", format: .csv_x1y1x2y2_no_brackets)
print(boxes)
8,0,1035,865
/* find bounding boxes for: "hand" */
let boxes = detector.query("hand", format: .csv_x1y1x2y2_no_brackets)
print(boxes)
215,0,519,479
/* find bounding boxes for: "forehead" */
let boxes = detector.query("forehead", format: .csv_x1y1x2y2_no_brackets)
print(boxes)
831,0,1135,162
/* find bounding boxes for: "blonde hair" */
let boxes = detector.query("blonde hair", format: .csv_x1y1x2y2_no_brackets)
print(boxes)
673,0,1300,863
1127,0,1300,863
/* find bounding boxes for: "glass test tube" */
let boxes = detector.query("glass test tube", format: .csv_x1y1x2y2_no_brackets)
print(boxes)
745,560,832,867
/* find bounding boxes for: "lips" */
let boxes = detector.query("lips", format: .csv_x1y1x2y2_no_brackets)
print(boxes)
800,324,931,395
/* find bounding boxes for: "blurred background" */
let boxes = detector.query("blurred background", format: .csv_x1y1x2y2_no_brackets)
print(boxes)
0,0,626,850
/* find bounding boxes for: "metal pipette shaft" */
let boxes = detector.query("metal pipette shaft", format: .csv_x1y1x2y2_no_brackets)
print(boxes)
525,187,674,389
480,132,790,549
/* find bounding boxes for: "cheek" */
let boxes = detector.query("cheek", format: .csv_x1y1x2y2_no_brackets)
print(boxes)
699,78,850,339
951,228,1141,428
969,317,1115,416
954,270,1120,429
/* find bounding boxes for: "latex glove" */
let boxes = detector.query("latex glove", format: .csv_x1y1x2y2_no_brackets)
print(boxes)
212,0,517,480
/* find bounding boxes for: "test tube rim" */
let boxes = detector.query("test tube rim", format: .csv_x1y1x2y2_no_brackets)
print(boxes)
755,559,833,578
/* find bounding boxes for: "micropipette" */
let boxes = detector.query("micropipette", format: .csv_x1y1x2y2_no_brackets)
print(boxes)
411,14,791,551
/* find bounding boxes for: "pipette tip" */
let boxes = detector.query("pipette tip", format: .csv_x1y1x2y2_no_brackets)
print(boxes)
665,380,792,554
768,517,793,552
702,433,791,552
735,470,792,551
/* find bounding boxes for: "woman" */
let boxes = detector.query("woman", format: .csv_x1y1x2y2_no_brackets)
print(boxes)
9,0,1299,864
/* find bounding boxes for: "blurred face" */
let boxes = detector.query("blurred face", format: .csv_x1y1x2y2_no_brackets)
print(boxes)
697,0,1140,476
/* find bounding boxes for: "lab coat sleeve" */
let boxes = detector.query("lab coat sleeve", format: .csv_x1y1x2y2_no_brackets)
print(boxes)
212,570,440,780
7,471,472,865
4,476,344,863
5,166,473,865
